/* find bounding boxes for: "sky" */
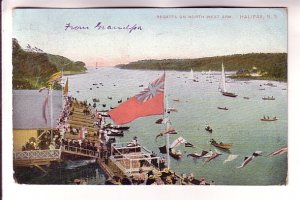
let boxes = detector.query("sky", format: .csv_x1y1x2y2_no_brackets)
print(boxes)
12,8,287,67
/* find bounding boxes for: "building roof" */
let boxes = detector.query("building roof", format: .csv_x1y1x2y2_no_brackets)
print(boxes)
13,90,63,129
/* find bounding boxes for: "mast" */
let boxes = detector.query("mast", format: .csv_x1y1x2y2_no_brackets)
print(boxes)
164,72,171,169
221,63,226,93
190,69,194,80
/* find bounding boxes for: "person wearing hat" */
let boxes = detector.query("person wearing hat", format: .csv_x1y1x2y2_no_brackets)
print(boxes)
155,176,165,185
147,170,154,177
171,173,178,184
127,136,138,147
200,177,209,185
161,168,171,178
121,175,132,185
105,177,116,185
113,176,121,185
139,172,146,184
188,173,194,182
146,175,156,185
180,174,188,185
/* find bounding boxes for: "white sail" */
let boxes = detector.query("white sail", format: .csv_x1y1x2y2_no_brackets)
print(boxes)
170,136,186,149
219,63,227,93
189,69,194,80
223,154,238,164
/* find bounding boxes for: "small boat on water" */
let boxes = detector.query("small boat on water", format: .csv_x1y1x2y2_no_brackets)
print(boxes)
187,150,208,158
265,83,277,87
155,118,163,124
118,99,122,103
155,128,177,141
107,96,112,100
173,99,180,102
210,139,232,150
114,126,130,131
260,116,278,121
204,151,222,164
169,148,182,160
104,123,130,131
139,84,144,87
205,125,213,133
107,131,124,137
217,107,228,110
262,96,275,100
185,142,195,148
92,98,100,102
99,112,110,117
243,97,250,100
168,107,178,112
259,88,266,90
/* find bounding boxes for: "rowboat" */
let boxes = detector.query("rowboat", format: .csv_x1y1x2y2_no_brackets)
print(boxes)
205,126,213,133
217,107,228,110
210,139,232,150
169,148,182,160
262,96,275,100
260,117,278,121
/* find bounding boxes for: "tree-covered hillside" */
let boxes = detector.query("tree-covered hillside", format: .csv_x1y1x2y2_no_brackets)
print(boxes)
12,38,87,89
117,53,287,81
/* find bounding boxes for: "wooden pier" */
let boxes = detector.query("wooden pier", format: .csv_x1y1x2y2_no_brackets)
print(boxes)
13,99,162,181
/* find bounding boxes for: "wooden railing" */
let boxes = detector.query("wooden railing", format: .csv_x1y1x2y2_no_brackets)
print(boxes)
13,149,61,160
61,145,100,158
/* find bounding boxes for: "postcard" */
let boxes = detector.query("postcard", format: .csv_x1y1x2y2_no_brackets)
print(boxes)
3,1,299,200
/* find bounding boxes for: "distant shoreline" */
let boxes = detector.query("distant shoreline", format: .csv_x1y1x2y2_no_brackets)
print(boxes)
115,67,287,82
115,53,287,82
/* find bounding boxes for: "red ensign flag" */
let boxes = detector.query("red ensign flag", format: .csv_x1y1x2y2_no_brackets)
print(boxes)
108,73,165,125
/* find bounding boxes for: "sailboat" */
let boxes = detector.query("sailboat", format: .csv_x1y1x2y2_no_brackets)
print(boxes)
189,69,198,82
219,63,237,97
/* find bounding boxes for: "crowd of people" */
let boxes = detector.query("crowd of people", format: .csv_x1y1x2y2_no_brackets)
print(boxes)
61,138,99,156
105,168,212,185
21,130,61,151
20,96,214,185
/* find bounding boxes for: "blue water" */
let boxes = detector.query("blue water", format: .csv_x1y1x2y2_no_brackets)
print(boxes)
66,67,287,185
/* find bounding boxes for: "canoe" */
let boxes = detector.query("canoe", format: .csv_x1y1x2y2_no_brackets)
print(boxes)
210,139,232,150
262,97,275,100
217,107,228,110
260,118,278,121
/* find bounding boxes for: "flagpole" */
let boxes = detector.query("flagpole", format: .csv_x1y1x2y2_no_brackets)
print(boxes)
164,72,171,169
